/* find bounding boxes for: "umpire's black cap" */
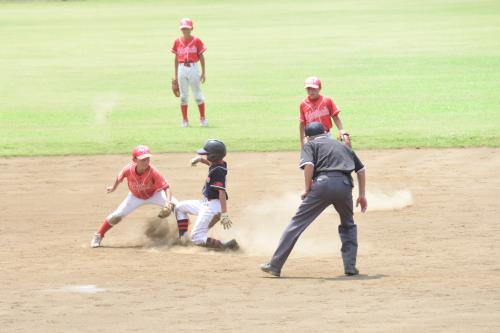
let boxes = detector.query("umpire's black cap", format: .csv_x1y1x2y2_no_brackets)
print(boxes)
304,122,325,137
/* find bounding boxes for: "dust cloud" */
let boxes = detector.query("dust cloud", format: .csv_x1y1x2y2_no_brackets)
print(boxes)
94,94,119,142
366,189,413,211
234,188,413,256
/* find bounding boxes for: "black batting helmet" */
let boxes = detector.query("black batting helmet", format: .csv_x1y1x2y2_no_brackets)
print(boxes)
196,139,226,162
304,122,325,137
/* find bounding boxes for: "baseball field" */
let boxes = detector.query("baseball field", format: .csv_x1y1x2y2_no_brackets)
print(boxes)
1,0,499,332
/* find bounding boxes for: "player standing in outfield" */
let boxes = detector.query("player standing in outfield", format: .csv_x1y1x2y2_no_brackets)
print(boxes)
171,18,208,128
90,145,177,248
174,139,239,250
299,76,351,149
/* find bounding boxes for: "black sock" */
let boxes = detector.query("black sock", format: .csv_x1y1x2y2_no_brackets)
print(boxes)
206,237,222,248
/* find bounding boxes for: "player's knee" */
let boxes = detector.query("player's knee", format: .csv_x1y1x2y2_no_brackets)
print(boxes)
195,97,204,105
108,215,123,226
180,96,188,104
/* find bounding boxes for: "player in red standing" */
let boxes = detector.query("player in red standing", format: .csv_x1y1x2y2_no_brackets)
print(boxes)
299,76,351,149
171,18,208,128
90,145,177,248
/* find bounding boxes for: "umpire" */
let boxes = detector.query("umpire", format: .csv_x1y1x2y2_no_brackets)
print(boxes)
260,122,367,277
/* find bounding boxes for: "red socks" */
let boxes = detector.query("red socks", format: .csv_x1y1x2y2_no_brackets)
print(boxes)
181,105,188,121
97,220,112,237
177,219,189,237
181,103,205,120
198,103,206,120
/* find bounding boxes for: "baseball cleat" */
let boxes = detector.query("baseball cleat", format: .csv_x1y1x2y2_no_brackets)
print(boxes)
90,233,102,248
344,268,359,276
223,239,239,251
200,119,208,127
181,120,189,128
260,263,281,277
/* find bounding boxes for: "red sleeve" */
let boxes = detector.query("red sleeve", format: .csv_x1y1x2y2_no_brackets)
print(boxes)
171,39,178,54
327,97,340,117
117,164,130,182
153,168,169,191
196,38,207,55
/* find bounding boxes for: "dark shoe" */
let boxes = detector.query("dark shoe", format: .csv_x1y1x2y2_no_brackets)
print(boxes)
344,268,359,276
260,263,281,277
223,239,239,251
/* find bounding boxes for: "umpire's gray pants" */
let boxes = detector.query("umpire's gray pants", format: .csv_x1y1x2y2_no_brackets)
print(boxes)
270,172,358,272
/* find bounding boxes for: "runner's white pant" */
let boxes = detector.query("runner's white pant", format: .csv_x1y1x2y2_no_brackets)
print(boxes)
178,62,204,105
175,199,221,245
107,191,178,224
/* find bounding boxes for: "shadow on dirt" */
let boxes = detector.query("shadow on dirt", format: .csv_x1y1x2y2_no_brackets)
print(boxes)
262,274,387,281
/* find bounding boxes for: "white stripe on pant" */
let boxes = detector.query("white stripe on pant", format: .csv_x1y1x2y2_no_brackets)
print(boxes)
178,62,204,105
175,199,221,245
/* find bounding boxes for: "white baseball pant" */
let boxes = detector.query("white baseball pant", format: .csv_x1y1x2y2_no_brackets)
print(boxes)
175,199,221,245
178,62,204,105
107,191,178,225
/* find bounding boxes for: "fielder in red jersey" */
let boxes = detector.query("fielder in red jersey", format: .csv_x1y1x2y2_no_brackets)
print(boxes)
171,18,208,127
90,145,177,248
299,76,350,149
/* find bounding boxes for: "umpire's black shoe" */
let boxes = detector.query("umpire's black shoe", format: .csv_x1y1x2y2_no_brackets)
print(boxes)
344,268,359,276
260,263,281,277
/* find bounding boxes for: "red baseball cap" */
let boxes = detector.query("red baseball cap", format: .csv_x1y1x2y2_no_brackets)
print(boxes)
179,18,193,30
304,76,322,89
132,145,152,160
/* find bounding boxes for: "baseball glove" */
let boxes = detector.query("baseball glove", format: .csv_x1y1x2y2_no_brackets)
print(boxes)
158,202,174,219
171,78,180,97
338,131,352,148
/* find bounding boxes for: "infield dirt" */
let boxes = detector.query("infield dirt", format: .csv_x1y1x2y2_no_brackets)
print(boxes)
1,148,499,332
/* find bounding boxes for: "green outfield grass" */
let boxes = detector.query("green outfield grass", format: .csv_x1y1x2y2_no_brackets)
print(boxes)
1,0,499,156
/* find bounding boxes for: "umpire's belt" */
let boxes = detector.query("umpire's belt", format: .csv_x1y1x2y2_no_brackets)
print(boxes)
315,170,348,178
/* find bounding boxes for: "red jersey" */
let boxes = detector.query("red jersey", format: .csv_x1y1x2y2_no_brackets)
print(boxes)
117,163,169,200
299,95,340,132
171,36,206,63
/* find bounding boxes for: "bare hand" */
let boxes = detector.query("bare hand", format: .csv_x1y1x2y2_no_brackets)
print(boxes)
200,74,205,83
356,196,368,213
106,186,115,194
301,190,310,200
191,156,202,166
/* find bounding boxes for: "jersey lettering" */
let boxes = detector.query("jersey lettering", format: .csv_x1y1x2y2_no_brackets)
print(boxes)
171,36,206,63
118,163,169,199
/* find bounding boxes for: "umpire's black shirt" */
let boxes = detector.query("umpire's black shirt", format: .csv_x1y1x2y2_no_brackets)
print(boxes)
299,135,365,177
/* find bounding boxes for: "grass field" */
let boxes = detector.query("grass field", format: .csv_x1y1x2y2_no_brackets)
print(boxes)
1,0,499,156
